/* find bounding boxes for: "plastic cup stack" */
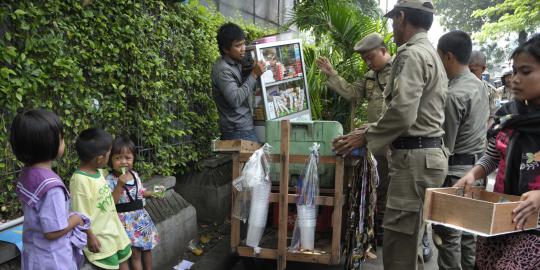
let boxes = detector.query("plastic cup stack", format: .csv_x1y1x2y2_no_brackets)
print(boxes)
297,204,317,250
246,182,271,247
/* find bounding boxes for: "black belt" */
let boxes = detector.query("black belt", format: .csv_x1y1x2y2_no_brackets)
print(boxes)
115,199,144,213
448,153,482,166
392,137,442,149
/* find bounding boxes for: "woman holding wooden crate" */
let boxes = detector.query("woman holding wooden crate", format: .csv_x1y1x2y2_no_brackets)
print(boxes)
455,33,540,269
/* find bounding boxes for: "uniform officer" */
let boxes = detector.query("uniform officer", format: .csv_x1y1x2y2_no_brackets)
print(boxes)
316,33,392,245
434,30,489,270
469,50,499,126
497,68,514,100
333,1,448,269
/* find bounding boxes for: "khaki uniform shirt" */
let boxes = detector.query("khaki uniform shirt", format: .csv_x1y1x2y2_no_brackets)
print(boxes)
365,32,448,155
483,80,498,117
326,61,392,123
444,72,489,179
443,71,489,155
497,85,513,100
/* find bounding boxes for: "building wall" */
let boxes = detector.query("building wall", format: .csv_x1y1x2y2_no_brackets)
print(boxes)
200,0,296,29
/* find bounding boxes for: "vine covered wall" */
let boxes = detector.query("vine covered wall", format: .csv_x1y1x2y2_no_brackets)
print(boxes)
0,0,268,219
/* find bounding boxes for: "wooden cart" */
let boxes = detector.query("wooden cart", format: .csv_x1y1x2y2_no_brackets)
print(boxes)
225,120,351,270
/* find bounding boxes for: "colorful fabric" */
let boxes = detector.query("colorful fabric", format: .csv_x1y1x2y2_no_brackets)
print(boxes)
344,148,378,269
20,187,78,270
490,101,540,195
69,169,131,264
93,244,132,270
106,171,159,250
476,232,540,270
494,128,512,193
475,101,540,269
16,167,68,208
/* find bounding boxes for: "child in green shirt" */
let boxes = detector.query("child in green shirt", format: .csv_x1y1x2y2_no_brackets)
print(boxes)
70,128,131,270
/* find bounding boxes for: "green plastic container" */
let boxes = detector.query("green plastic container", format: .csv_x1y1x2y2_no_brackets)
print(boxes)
265,120,343,188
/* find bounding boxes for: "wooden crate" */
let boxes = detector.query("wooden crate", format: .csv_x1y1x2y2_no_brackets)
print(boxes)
212,139,261,153
424,187,539,236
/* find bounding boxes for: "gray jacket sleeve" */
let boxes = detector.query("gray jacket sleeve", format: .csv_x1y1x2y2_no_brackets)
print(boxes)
217,70,257,108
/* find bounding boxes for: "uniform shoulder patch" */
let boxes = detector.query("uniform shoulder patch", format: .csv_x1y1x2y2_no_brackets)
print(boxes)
392,54,409,77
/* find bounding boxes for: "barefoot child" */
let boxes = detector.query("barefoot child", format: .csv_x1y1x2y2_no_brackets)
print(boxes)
106,135,159,270
70,128,131,270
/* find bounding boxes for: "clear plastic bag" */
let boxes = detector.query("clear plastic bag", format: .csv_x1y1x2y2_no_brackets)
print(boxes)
231,143,271,223
290,143,320,251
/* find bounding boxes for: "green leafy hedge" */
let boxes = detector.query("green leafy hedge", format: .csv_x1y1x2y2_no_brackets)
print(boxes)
0,0,268,220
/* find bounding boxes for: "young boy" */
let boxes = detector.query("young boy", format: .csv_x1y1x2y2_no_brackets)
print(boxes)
211,22,265,142
70,128,131,270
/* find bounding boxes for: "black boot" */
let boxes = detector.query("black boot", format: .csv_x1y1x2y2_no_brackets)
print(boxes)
422,230,433,262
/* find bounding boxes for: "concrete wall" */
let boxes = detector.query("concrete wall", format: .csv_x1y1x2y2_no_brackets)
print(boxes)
176,155,232,224
79,176,198,270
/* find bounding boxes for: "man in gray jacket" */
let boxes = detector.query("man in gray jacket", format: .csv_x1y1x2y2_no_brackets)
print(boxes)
211,23,264,142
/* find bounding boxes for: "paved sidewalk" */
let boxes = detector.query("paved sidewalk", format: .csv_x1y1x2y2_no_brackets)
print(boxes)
229,226,439,270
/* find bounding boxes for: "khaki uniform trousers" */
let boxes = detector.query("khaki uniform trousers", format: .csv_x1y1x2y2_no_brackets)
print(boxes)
432,174,476,270
374,154,390,241
382,147,448,270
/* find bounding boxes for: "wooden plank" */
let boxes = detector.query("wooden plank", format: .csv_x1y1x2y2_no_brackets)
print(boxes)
479,190,521,203
289,155,337,164
270,186,336,195
277,120,290,270
288,252,332,264
423,188,434,221
430,192,493,234
238,153,337,164
491,202,538,234
238,155,355,165
238,246,277,259
213,139,262,153
230,153,241,252
237,246,332,264
268,193,335,206
330,156,344,264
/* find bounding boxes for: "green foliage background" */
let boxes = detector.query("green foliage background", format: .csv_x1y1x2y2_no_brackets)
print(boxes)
288,0,394,129
0,0,267,219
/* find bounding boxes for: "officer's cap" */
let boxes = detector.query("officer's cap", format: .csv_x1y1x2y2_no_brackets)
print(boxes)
502,67,513,77
384,0,435,18
354,33,385,54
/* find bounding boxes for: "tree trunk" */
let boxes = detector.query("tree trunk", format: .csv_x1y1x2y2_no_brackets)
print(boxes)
518,30,528,45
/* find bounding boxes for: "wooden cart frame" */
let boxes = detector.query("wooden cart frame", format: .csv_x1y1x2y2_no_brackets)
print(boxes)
229,120,348,270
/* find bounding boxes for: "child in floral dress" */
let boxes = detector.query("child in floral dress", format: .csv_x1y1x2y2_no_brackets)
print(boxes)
106,135,159,270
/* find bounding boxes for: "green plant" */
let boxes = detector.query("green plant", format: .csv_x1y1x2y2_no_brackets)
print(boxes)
0,0,267,220
288,0,393,130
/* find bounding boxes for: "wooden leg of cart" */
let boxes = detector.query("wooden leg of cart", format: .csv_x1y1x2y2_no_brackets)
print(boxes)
231,153,240,252
331,156,344,264
277,120,290,270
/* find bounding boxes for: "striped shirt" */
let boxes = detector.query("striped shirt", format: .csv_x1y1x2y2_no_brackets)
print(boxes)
476,136,499,175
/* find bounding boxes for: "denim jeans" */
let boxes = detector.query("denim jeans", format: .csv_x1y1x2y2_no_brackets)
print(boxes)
220,129,259,143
